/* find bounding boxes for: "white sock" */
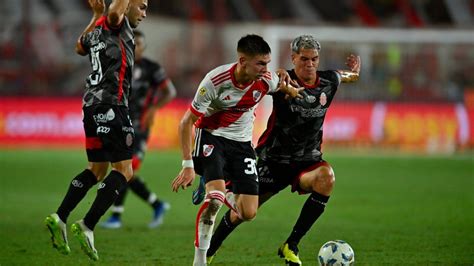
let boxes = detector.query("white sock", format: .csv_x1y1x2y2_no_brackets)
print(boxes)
193,247,207,266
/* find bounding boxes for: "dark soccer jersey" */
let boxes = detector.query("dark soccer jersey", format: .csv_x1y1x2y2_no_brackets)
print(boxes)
129,58,168,129
80,15,135,108
256,70,341,163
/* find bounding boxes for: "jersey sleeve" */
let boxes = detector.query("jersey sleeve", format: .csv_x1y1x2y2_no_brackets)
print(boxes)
332,70,342,86
80,32,92,54
263,71,280,93
190,76,216,117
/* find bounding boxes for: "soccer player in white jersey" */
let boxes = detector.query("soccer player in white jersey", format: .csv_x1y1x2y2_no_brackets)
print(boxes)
171,34,301,266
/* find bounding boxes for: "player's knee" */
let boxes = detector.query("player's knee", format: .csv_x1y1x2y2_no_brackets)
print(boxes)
313,167,335,193
239,207,257,221
205,190,225,216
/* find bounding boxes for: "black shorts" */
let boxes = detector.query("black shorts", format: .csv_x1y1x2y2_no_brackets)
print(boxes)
193,129,258,195
83,104,134,163
257,159,330,195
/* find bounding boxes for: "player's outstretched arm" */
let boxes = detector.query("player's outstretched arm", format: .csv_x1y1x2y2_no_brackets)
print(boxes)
107,0,130,27
172,110,199,192
337,54,361,83
75,0,106,56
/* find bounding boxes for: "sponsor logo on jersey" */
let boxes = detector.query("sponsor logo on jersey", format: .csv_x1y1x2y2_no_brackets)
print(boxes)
253,90,262,102
222,95,231,101
98,183,106,189
199,87,207,96
202,144,214,157
320,92,327,106
93,108,115,123
290,105,328,118
91,41,106,52
97,126,110,134
122,126,134,133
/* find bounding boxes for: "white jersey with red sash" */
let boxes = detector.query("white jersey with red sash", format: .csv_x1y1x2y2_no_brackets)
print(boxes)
190,63,279,142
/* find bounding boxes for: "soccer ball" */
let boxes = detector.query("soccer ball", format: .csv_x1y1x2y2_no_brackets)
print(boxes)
317,240,355,266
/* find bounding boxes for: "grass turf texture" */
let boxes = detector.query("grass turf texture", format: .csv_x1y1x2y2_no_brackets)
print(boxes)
0,149,472,265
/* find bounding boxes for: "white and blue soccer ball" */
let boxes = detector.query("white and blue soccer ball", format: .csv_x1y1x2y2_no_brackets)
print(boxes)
317,240,355,266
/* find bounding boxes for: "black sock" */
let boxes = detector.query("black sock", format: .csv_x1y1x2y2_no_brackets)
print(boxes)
286,192,329,245
129,177,161,208
56,169,97,223
110,184,129,219
83,170,128,230
207,210,238,257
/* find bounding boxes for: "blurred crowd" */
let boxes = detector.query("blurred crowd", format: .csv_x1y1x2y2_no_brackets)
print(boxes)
0,0,473,102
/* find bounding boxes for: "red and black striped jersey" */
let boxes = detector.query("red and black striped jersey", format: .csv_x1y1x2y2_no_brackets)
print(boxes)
80,15,135,108
256,70,341,163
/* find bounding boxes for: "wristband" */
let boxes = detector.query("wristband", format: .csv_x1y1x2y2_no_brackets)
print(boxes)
182,159,194,169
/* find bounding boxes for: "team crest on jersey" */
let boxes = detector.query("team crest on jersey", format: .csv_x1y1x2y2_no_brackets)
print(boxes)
133,67,142,79
305,94,316,103
202,144,214,157
90,28,101,45
199,87,207,96
253,90,262,102
319,92,327,106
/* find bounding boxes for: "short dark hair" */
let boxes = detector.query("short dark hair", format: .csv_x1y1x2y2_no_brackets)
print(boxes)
237,34,271,56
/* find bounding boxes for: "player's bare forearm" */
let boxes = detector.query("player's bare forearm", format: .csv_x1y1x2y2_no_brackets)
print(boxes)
338,70,359,83
75,0,105,55
108,0,130,27
338,54,361,83
179,110,198,160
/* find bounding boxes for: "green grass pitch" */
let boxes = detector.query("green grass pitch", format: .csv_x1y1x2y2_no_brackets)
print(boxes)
0,149,473,265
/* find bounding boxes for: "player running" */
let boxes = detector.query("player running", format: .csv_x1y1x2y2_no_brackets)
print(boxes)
171,34,302,266
100,29,175,229
195,35,361,265
44,0,147,261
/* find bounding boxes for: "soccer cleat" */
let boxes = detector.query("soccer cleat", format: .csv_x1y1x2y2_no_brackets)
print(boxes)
278,242,302,266
44,213,71,255
71,220,99,261
149,202,170,228
99,215,122,229
207,254,215,264
192,176,206,205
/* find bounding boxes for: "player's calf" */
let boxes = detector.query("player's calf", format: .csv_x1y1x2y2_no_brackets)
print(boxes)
194,190,225,266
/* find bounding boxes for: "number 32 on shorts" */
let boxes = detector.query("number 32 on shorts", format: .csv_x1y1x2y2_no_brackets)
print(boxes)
244,158,257,175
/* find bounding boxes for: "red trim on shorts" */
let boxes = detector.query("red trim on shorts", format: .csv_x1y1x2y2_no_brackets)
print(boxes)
292,161,330,194
85,137,103,149
132,155,142,171
117,39,127,103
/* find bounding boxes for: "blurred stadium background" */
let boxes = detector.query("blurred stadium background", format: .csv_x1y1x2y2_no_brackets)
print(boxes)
0,0,473,265
1,0,473,153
